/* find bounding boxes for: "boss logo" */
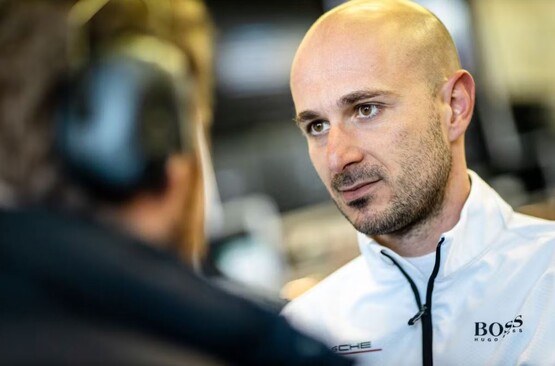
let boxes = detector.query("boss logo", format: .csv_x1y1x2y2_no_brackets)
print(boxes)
474,315,523,342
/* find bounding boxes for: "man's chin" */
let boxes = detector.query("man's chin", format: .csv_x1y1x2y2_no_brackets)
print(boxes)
339,205,396,237
347,197,369,210
334,196,371,219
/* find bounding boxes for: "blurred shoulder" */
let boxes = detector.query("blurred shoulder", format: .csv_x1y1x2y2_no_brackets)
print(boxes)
281,256,367,338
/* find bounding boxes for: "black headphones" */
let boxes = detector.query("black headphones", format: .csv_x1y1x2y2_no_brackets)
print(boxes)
56,0,193,200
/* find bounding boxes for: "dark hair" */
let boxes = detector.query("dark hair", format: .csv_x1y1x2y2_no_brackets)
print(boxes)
0,0,213,210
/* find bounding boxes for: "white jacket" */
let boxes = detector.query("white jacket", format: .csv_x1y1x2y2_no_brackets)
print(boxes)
282,171,555,365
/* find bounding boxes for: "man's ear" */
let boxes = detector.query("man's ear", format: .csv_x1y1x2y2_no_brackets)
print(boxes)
168,151,205,264
166,154,194,194
440,70,475,142
165,153,196,238
113,154,196,250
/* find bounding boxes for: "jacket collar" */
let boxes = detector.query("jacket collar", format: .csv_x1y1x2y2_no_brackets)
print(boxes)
358,170,514,278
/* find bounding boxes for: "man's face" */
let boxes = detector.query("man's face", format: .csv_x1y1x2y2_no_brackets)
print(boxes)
292,20,452,236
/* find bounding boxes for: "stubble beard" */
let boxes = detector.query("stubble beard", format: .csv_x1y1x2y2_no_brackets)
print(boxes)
331,113,452,237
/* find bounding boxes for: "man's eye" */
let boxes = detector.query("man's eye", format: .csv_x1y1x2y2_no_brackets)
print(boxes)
356,104,380,118
308,120,330,136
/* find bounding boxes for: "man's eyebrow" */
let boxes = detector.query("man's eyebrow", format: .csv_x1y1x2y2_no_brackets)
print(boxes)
293,110,321,126
293,90,397,125
338,90,397,107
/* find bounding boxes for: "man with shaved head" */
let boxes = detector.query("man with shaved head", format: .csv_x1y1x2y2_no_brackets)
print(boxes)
282,1,555,365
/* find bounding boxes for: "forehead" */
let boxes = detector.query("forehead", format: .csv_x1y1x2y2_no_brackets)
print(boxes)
291,17,422,111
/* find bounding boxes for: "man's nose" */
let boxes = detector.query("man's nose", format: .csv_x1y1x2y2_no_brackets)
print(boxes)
326,124,363,174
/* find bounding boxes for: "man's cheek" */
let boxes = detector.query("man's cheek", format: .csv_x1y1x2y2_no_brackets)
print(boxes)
309,155,329,186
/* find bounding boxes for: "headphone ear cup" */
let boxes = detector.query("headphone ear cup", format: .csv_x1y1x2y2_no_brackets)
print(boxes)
56,56,183,199
138,65,183,165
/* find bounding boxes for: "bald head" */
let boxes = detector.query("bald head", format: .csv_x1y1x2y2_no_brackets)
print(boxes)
292,0,460,96
290,0,475,252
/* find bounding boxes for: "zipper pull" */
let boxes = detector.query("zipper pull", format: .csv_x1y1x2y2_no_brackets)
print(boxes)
408,305,427,325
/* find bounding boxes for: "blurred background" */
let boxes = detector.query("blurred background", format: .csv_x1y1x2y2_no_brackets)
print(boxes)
200,0,555,301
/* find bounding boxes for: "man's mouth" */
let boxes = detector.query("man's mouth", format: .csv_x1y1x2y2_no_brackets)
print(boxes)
337,179,381,203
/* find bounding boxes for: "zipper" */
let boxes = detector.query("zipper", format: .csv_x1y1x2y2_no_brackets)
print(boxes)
380,237,445,366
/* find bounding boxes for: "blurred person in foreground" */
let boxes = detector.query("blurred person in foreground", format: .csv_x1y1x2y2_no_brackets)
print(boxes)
0,0,352,365
282,0,555,365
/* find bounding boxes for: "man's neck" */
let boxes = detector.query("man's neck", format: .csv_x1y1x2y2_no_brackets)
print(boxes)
372,170,471,257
